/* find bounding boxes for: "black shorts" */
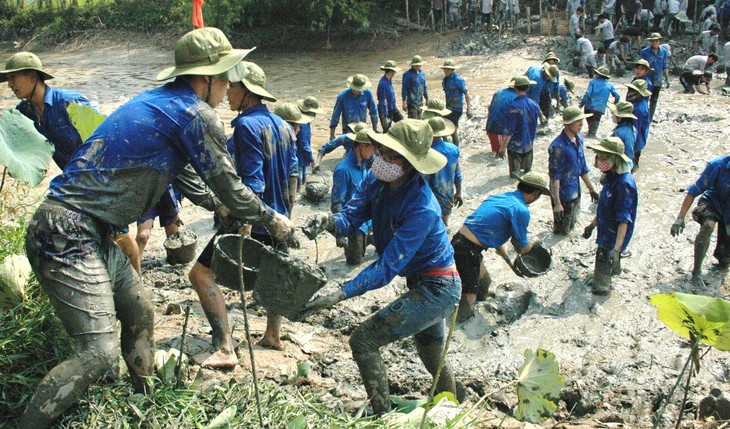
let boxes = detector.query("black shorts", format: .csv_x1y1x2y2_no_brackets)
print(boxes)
451,232,485,295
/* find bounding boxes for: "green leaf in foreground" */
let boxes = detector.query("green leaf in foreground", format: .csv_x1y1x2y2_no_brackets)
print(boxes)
204,405,237,429
650,292,730,351
515,348,565,423
0,109,54,187
66,102,106,142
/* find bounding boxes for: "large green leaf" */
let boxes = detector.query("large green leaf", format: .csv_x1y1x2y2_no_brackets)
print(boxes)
515,348,565,423
0,109,54,187
66,102,106,142
650,293,730,351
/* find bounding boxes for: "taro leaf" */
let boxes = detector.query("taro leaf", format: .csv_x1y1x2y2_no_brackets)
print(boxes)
0,109,54,187
389,395,427,414
66,102,106,142
515,348,565,423
431,391,458,406
285,415,307,429
204,405,237,429
650,293,730,351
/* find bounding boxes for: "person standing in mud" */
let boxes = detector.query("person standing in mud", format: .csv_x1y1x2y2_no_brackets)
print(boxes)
314,122,370,169
631,58,654,92
548,106,600,235
579,66,621,138
670,155,730,288
640,33,670,122
440,59,472,146
608,101,638,171
295,96,323,190
524,62,557,124
301,119,461,416
583,137,637,296
377,60,403,133
425,117,463,226
402,55,429,119
329,74,378,141
624,79,651,171
504,76,540,177
485,78,517,159
17,28,294,427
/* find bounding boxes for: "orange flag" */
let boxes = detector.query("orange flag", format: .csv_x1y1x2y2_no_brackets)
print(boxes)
192,0,205,28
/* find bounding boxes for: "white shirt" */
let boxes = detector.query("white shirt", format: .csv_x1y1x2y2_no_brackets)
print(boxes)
659,42,673,57
701,5,717,17
653,0,667,13
696,30,719,55
570,13,582,36
566,0,581,15
481,0,493,13
586,50,606,68
596,19,615,40
577,37,594,64
603,0,617,13
683,55,709,72
679,0,688,11
723,41,730,67
667,0,680,14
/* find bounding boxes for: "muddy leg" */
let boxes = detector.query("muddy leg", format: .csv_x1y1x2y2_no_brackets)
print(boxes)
476,263,491,301
135,219,154,258
114,281,155,392
114,232,141,275
592,248,613,295
414,326,456,397
693,220,716,287
349,327,392,415
258,314,284,351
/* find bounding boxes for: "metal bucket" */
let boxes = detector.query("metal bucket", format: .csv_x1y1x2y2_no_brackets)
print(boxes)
211,234,262,290
163,229,198,265
514,246,552,277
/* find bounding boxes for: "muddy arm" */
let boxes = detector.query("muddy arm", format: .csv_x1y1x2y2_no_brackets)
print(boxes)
173,164,221,212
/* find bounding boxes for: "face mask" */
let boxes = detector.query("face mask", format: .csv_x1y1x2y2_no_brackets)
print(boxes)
372,155,405,182
597,158,613,172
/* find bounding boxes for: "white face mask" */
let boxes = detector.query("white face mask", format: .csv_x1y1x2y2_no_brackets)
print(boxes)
371,155,405,182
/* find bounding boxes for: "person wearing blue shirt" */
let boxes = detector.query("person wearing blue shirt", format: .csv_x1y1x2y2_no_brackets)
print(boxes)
486,82,517,158
452,172,550,321
631,58,654,93
504,76,540,177
441,59,472,146
377,60,404,132
329,74,378,140
641,33,670,121
314,121,369,169
579,66,621,137
425,117,463,226
331,130,376,265
302,120,460,416
583,137,638,295
608,101,638,171
525,63,557,124
670,155,730,288
402,55,429,118
624,79,651,172
548,106,600,235
295,96,323,189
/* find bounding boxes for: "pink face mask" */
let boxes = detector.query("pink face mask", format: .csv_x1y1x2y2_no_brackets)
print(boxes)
597,158,613,172
372,155,405,182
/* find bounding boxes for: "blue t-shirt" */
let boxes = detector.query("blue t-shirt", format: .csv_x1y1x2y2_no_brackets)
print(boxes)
548,130,590,203
318,134,354,156
525,66,556,104
425,138,463,214
505,95,539,154
580,77,621,113
687,155,730,226
464,190,530,249
486,88,518,135
596,171,638,252
377,75,397,118
611,122,637,169
442,72,469,113
641,46,669,86
401,68,429,106
330,88,378,133
296,123,314,167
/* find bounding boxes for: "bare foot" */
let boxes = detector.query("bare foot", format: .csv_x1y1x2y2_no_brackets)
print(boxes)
692,274,706,289
195,349,238,369
257,335,285,351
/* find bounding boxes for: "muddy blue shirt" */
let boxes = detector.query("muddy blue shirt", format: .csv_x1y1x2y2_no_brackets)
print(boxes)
334,171,454,298
505,95,539,154
525,66,556,104
548,130,590,203
486,88,517,135
442,72,468,113
228,103,297,235
331,150,367,213
641,46,669,87
330,88,378,134
596,171,638,252
402,68,429,107
318,134,353,156
627,93,650,152
296,123,314,167
425,138,462,214
580,77,620,113
464,190,530,249
688,155,730,226
611,122,637,168
377,75,397,118
16,85,95,169
48,81,274,227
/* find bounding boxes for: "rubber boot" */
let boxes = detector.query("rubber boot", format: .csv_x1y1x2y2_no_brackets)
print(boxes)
352,352,391,415
476,266,491,301
415,338,457,398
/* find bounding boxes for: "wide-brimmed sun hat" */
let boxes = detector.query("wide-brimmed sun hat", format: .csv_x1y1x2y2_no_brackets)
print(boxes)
297,96,323,114
347,74,372,91
409,55,425,66
516,171,552,196
0,52,54,83
421,99,452,119
559,106,592,124
543,52,561,64
509,75,537,87
543,63,559,82
646,32,663,41
157,27,255,81
345,122,370,140
380,60,402,72
587,136,631,163
625,79,652,97
441,59,460,69
366,119,446,175
563,78,575,93
427,116,456,138
594,66,611,78
608,101,637,119
231,61,277,102
633,59,653,70
275,102,314,125
353,129,373,144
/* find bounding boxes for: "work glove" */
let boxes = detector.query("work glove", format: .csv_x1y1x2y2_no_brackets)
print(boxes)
583,224,595,239
553,208,565,223
466,108,473,119
336,236,348,248
670,218,685,237
454,191,464,208
329,127,336,142
302,285,346,313
286,231,301,249
607,249,620,265
267,212,295,242
590,190,600,203
302,213,336,240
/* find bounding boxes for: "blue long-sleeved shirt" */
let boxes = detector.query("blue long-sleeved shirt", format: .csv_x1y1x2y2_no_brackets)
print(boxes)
318,134,353,156
525,66,557,104
627,93,650,152
330,88,378,133
580,77,621,113
548,130,590,203
631,75,654,95
16,85,96,169
464,190,531,249
334,171,454,298
596,171,638,252
425,138,462,215
377,75,397,118
641,46,669,87
442,72,469,113
687,155,730,227
331,150,367,213
611,122,637,169
401,68,429,107
505,95,539,154
486,88,518,135
296,123,314,167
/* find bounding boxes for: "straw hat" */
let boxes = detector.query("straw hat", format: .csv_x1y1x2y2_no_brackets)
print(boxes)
543,63,559,82
231,61,277,102
625,79,652,97
157,27,255,81
608,101,637,119
427,117,456,138
297,96,323,114
594,66,611,79
421,98,451,118
559,106,592,124
380,60,401,72
366,119,446,175
587,136,631,163
543,52,561,64
347,74,372,91
0,52,54,83
633,59,653,70
274,102,314,124
409,55,425,66
646,32,663,41
516,171,552,196
509,75,537,87
441,59,460,69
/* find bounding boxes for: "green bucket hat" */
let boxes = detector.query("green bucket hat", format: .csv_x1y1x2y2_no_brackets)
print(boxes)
409,55,425,66
608,101,637,119
441,59,460,69
646,32,663,41
156,27,255,81
426,116,456,138
345,122,370,140
297,96,323,114
516,171,552,196
235,61,277,102
587,136,631,163
625,79,652,97
633,59,653,70
347,74,372,91
274,102,314,125
0,52,54,83
366,119,446,174
559,106,592,124
380,60,401,72
421,99,451,119
353,129,373,144
563,78,575,93
543,63,559,82
543,52,561,64
594,66,611,78
509,75,537,88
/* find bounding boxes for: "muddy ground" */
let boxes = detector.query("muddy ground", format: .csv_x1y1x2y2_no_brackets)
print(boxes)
2,29,730,427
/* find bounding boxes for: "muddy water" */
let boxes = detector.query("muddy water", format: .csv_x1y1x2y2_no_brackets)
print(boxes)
3,33,730,426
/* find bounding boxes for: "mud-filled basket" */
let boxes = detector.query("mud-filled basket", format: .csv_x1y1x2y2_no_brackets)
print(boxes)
211,234,327,319
304,173,330,202
514,246,552,278
163,229,198,265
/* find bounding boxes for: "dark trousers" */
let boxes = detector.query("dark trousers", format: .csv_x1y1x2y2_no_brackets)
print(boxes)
649,85,661,122
593,247,622,294
585,65,595,78
602,38,615,51
552,195,581,234
444,110,463,146
507,149,533,177
585,109,603,137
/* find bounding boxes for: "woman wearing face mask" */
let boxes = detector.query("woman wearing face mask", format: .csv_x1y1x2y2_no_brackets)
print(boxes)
301,119,461,415
582,137,638,296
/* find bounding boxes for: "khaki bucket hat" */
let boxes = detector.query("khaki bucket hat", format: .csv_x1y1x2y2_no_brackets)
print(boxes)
587,136,631,163
559,106,592,124
563,78,575,93
516,171,552,196
275,102,314,125
409,55,425,66
427,116,456,138
594,66,611,78
367,119,446,175
347,74,372,91
625,79,651,97
441,59,460,69
157,27,255,81
345,122,370,140
609,101,637,119
543,52,561,64
543,64,559,82
236,61,277,102
353,129,373,144
297,96,323,114
0,52,54,83
422,99,452,118
646,32,663,41
510,75,537,87
380,60,402,72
